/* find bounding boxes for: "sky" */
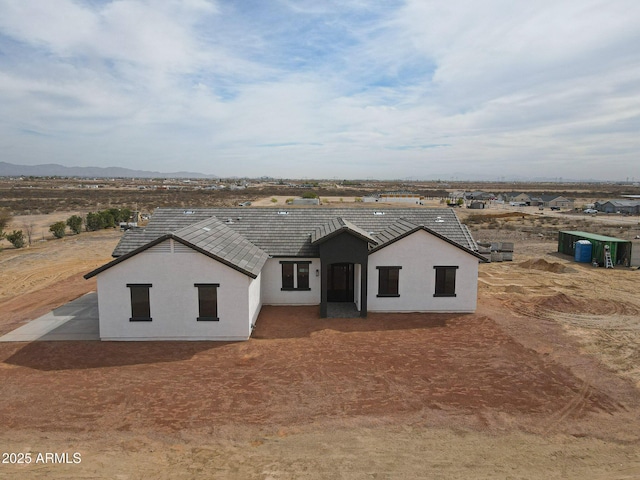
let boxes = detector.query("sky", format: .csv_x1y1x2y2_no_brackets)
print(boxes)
0,0,639,180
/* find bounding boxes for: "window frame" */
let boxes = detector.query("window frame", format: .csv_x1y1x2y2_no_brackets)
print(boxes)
376,266,401,297
280,261,312,291
433,266,458,297
127,283,152,321
195,283,220,321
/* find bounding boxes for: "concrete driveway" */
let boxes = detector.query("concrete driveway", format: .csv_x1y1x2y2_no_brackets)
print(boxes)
0,293,99,342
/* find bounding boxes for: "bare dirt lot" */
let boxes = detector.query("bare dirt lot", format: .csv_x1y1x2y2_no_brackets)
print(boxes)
1,209,640,479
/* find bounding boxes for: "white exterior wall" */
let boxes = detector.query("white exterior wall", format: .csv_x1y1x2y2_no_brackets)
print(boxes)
367,230,479,313
96,239,254,341
260,258,321,305
248,272,262,328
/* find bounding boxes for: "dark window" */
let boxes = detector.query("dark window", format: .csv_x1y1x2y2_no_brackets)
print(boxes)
282,263,295,289
195,284,219,321
297,264,309,289
434,266,458,297
127,284,151,321
377,266,401,297
281,261,312,291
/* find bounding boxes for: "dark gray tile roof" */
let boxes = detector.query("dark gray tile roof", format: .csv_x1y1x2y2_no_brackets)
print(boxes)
173,217,268,277
374,218,421,244
311,217,378,245
370,218,485,260
113,207,480,260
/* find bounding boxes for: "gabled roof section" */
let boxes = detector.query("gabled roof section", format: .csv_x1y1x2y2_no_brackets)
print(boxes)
310,217,378,245
112,209,218,256
371,218,488,262
172,217,269,277
603,199,640,207
85,216,268,280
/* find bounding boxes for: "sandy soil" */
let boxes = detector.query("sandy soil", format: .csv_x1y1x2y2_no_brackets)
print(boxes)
1,214,640,479
0,228,121,336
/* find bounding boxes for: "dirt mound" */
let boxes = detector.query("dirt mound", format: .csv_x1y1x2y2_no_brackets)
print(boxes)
535,293,640,316
518,258,574,273
504,285,527,294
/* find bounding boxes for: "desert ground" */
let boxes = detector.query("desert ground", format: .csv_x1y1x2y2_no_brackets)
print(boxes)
1,201,640,479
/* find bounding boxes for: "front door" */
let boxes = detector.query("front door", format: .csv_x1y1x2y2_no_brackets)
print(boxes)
327,263,354,302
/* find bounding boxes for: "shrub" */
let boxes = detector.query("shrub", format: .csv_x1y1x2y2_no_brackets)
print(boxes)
301,191,318,199
271,198,278,203
99,211,116,228
107,208,131,223
6,230,25,248
49,221,66,238
66,215,83,234
86,209,129,231
85,212,105,231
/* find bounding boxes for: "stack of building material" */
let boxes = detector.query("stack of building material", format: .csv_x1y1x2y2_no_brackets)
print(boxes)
501,242,514,261
477,241,514,262
477,242,492,262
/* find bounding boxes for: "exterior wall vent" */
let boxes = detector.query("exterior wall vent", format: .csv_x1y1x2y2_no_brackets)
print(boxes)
173,242,194,254
148,241,172,254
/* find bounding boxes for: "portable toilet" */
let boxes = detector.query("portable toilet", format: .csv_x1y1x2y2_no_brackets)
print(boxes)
574,240,592,263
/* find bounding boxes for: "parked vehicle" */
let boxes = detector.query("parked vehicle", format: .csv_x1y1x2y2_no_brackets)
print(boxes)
583,208,597,214
550,206,561,211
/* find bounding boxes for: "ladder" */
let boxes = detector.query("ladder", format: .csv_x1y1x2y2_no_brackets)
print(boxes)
604,250,614,269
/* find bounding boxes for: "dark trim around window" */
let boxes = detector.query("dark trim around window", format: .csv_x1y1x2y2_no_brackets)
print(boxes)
280,261,312,291
195,283,220,321
376,266,401,297
433,266,458,297
127,284,152,321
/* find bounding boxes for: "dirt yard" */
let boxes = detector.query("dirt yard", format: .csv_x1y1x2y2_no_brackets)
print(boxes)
1,213,640,479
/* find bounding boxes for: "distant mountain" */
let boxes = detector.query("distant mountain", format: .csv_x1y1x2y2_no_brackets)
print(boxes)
0,162,217,179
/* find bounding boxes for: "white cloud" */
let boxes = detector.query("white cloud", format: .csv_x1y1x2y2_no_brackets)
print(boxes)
0,0,639,179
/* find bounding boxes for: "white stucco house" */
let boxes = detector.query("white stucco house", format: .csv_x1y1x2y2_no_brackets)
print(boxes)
85,208,487,341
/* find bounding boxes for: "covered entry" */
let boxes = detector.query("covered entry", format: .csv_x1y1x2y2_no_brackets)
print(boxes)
327,263,355,302
310,217,375,318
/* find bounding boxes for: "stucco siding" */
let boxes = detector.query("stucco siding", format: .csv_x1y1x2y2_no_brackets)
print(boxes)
367,230,479,312
260,258,321,305
248,272,262,329
96,239,252,340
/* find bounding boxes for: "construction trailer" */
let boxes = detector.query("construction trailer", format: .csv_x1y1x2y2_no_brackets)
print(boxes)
557,231,633,267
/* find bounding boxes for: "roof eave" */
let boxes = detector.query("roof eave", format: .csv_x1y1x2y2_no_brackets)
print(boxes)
84,233,263,280
84,234,173,279
369,225,488,263
170,235,262,278
310,227,377,246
